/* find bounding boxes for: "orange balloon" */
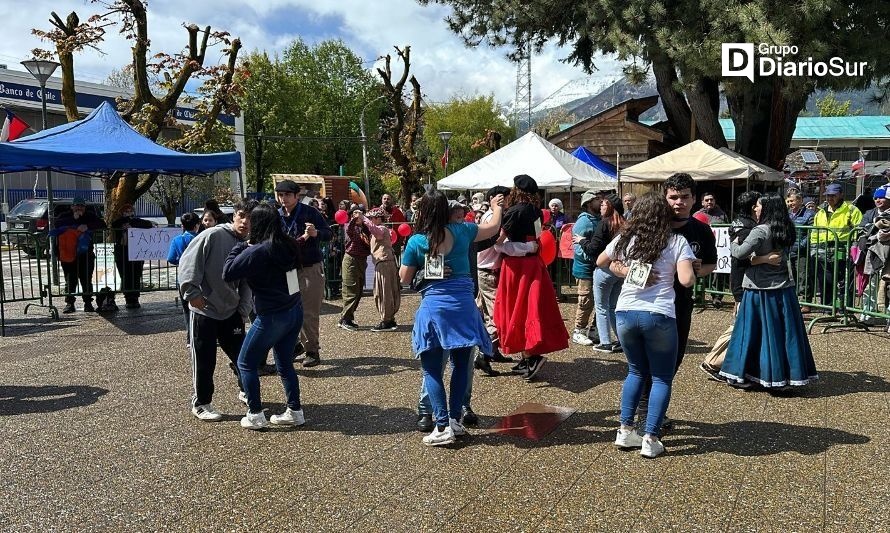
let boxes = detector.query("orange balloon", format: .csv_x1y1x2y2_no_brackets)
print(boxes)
539,231,557,265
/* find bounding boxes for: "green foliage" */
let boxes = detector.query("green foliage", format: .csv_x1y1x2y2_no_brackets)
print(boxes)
240,40,384,194
815,91,860,117
423,95,515,180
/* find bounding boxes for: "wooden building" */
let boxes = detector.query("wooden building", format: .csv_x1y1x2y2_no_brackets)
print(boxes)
547,96,670,169
546,96,674,210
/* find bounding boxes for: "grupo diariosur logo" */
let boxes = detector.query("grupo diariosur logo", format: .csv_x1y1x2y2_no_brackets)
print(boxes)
721,43,867,82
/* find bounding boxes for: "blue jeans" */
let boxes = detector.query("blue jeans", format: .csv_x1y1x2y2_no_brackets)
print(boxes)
238,304,304,414
419,346,473,428
418,349,473,415
616,310,678,436
593,267,622,346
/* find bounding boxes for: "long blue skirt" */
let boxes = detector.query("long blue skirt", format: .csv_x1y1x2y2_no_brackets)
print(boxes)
720,287,818,387
412,277,492,358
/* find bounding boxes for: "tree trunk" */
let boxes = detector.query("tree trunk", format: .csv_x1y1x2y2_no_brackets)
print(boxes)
686,77,727,147
104,173,157,224
650,51,691,143
726,80,807,166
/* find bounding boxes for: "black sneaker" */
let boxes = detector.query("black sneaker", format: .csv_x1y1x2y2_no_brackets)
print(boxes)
474,355,499,377
62,303,75,314
462,406,479,426
592,343,614,353
83,302,96,312
125,301,141,309
511,359,528,374
302,352,320,368
416,413,434,432
370,320,398,332
293,342,306,360
523,356,547,381
610,342,623,353
490,351,515,363
338,319,359,331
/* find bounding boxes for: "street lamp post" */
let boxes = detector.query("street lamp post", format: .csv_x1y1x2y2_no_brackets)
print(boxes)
360,95,386,208
437,131,453,184
21,58,60,315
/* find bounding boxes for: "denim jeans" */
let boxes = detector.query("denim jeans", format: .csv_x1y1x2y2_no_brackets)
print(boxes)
593,267,622,345
419,346,473,428
616,310,678,437
418,349,473,415
237,304,304,414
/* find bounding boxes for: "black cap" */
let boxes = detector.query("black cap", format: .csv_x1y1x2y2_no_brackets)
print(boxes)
605,193,624,216
274,179,301,193
513,174,538,194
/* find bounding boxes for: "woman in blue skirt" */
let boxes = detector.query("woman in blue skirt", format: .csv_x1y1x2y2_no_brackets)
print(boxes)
399,189,505,446
720,194,818,388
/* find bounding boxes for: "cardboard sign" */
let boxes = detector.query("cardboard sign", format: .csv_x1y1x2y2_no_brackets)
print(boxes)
127,228,183,261
713,226,731,274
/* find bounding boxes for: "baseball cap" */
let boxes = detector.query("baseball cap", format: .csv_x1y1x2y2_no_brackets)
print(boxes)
72,197,86,206
824,183,843,195
874,186,888,199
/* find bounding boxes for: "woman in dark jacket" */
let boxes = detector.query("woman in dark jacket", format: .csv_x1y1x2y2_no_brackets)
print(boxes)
223,203,305,430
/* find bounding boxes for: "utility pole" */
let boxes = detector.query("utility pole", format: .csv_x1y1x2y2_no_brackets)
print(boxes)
254,127,264,199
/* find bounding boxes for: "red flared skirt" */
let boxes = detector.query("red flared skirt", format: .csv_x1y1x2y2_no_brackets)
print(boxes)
494,254,569,356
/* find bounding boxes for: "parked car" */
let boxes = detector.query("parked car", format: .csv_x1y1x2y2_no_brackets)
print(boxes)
5,198,105,257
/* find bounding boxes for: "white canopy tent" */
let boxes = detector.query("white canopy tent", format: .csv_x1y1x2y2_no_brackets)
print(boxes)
437,131,617,192
621,140,783,182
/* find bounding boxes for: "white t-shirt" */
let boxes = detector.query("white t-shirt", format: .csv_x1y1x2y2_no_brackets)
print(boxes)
605,234,695,318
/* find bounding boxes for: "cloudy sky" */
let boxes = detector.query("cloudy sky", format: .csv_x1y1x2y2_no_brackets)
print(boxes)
0,0,623,108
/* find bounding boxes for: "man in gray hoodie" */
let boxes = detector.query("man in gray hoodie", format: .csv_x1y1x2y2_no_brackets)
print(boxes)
178,199,257,422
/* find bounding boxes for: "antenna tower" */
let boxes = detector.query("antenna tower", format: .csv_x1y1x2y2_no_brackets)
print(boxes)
513,41,532,134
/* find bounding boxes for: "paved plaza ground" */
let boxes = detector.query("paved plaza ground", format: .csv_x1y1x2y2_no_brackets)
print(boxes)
1,291,888,531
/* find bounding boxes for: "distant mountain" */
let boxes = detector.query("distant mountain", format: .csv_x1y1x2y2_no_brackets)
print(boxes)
533,76,888,129
529,74,624,113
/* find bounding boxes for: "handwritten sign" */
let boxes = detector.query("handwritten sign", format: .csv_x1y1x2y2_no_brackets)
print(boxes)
127,228,183,261
713,226,731,274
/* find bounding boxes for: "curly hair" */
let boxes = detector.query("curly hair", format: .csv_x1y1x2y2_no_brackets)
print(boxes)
413,190,450,255
505,188,540,210
662,172,696,196
614,192,673,264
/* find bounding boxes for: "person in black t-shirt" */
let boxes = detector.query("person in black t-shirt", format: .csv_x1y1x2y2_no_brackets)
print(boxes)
638,173,717,429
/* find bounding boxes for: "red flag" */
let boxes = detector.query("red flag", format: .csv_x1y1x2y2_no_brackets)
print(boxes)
440,146,449,169
1,109,30,142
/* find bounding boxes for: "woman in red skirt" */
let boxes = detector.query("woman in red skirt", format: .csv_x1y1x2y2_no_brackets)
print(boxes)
494,174,569,380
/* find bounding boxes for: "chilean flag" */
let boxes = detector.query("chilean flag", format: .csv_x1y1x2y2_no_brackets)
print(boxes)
1,109,30,142
440,146,449,169
851,157,865,174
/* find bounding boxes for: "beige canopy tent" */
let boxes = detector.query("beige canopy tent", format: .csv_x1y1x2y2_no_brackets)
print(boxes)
621,140,783,182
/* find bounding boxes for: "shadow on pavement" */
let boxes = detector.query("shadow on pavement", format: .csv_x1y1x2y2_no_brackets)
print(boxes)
540,357,626,394
261,401,416,436
298,356,418,379
0,384,108,415
667,419,870,456
769,370,890,399
96,301,185,335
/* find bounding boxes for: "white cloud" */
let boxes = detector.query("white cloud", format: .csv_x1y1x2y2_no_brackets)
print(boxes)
0,0,624,106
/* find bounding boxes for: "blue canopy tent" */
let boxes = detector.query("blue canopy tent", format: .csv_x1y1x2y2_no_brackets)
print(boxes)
570,146,618,179
0,101,242,177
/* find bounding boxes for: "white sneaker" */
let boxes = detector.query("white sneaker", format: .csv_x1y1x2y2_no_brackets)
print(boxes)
449,418,467,437
270,408,305,426
571,330,594,346
422,425,456,446
191,404,223,422
238,391,248,405
240,411,269,430
614,427,644,448
641,435,665,458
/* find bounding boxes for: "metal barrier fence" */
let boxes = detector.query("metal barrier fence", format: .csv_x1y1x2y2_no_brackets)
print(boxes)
551,223,889,333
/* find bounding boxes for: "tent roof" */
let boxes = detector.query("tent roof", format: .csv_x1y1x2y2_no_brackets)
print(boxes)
570,146,618,178
620,140,782,182
0,101,241,175
437,132,617,192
